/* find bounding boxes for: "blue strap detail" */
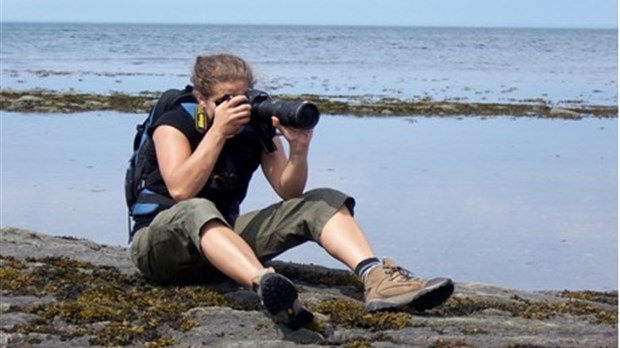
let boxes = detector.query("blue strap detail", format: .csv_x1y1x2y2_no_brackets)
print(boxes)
132,203,160,216
131,189,176,216
181,102,198,119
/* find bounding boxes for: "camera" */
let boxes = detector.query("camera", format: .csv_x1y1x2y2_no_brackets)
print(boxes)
215,89,320,152
243,89,320,129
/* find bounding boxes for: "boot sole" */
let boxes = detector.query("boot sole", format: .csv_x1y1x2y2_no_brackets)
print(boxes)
411,279,454,312
260,273,314,330
366,278,454,312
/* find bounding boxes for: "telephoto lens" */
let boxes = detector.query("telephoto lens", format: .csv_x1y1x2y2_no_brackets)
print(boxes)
255,99,320,129
246,89,320,129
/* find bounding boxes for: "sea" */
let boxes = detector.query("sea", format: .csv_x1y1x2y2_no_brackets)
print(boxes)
1,22,617,105
1,23,618,291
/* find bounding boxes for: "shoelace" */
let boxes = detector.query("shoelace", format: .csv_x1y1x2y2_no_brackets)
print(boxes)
384,263,419,282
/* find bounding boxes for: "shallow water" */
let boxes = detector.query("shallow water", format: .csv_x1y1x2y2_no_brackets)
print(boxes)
1,23,617,105
1,112,617,291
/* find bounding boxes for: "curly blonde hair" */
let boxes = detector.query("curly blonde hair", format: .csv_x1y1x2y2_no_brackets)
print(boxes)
191,54,255,99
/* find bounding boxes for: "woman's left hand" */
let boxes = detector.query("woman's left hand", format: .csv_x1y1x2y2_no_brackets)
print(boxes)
272,116,313,153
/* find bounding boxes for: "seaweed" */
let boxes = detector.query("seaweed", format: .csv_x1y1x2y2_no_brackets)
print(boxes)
430,292,617,326
1,89,617,118
0,255,228,346
309,298,411,330
1,254,617,346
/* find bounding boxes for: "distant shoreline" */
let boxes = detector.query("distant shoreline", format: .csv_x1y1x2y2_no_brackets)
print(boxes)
1,89,617,119
2,21,617,31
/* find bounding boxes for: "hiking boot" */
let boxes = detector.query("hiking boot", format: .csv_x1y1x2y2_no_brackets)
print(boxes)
252,268,314,330
363,258,454,312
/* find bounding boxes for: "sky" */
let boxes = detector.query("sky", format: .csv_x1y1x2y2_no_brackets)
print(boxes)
0,0,618,29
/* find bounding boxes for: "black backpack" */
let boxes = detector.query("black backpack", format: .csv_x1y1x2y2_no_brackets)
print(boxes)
124,85,196,220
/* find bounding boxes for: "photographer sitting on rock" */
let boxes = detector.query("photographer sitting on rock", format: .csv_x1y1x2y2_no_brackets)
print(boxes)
127,53,454,330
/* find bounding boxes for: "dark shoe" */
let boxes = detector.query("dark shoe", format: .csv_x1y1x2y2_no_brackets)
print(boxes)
364,258,454,312
252,268,314,330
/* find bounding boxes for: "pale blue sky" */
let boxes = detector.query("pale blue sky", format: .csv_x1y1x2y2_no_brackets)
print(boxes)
1,0,618,29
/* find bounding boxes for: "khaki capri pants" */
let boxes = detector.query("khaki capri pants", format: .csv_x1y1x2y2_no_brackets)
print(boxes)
130,188,354,283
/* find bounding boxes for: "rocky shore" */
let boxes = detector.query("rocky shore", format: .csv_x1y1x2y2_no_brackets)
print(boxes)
0,227,617,347
1,89,617,119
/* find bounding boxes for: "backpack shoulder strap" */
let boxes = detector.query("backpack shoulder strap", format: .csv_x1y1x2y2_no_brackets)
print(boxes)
133,86,197,150
180,102,198,118
153,85,195,121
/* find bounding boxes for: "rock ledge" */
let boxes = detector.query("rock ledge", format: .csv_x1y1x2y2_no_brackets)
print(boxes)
0,227,617,348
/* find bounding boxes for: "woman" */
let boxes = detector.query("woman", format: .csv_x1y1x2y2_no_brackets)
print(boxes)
130,53,453,330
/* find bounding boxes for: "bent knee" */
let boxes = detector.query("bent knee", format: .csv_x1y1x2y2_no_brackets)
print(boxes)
303,187,345,201
176,197,218,212
303,188,355,215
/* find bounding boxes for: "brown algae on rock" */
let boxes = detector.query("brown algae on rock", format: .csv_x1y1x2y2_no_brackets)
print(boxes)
1,89,617,118
0,255,228,346
1,252,618,347
309,297,412,330
430,292,617,326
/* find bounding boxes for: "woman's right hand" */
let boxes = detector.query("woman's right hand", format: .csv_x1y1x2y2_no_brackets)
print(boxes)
211,95,252,138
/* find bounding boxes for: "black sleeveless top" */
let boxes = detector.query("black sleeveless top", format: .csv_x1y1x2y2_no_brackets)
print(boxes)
132,104,273,232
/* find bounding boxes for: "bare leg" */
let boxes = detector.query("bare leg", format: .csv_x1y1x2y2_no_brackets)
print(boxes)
319,205,376,270
200,219,264,287
200,219,315,329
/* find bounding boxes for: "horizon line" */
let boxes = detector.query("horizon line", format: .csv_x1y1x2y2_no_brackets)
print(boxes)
1,20,617,31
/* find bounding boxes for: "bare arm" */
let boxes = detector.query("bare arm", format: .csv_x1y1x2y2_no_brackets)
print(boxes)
262,117,312,200
154,96,251,201
153,125,226,201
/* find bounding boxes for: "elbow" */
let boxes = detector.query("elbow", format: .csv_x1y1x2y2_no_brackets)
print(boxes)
168,187,193,202
279,186,304,200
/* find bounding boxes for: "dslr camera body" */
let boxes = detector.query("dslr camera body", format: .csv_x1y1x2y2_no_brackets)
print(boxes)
219,89,320,152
